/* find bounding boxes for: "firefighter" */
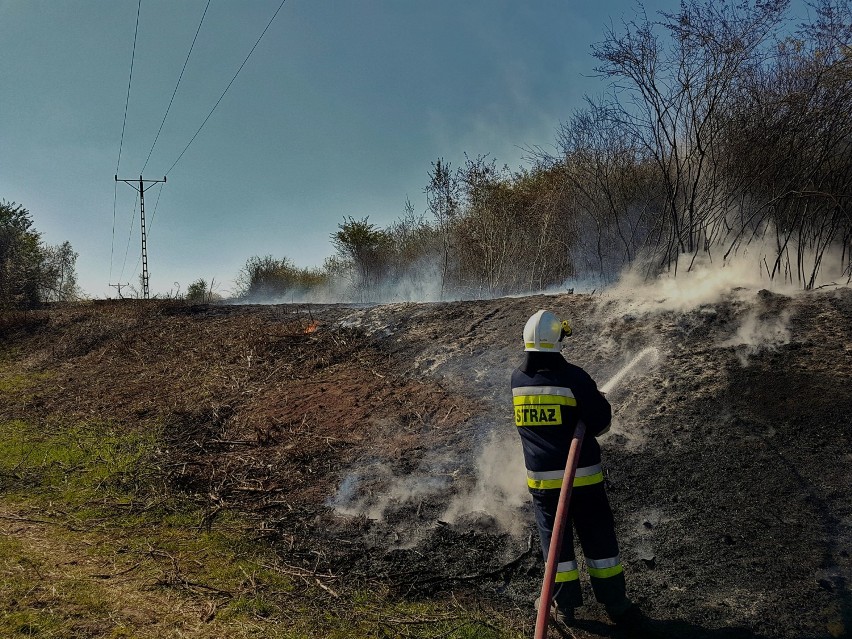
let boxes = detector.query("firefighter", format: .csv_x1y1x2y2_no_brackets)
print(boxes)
511,309,639,628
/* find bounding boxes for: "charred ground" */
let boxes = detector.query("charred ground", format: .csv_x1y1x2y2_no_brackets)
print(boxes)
0,288,850,638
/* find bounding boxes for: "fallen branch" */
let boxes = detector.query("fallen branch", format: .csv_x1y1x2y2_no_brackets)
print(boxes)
383,614,465,625
314,578,339,598
231,485,284,494
208,439,256,446
262,561,338,581
0,512,81,531
156,574,233,597
91,562,141,579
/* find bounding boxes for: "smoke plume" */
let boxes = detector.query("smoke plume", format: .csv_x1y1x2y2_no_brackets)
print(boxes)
439,429,529,537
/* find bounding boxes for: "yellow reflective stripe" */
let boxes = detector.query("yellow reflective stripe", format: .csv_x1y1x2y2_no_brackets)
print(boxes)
587,564,624,579
527,477,563,489
573,471,604,487
525,342,536,348
515,406,562,426
555,558,580,582
555,569,580,582
527,465,604,490
514,395,566,425
525,474,602,489
527,469,562,490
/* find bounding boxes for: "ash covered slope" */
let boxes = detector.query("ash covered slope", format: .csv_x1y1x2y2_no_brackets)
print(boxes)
335,287,852,639
1,289,849,638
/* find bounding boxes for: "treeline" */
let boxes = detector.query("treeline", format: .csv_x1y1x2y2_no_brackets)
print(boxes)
235,0,852,302
568,0,852,289
234,161,577,302
0,201,79,309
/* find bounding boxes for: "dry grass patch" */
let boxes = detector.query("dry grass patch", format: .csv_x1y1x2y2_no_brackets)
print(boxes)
0,419,518,638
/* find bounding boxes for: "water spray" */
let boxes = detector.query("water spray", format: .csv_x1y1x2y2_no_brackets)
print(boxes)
600,347,660,395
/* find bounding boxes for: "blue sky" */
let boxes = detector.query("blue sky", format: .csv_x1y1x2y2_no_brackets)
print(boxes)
1,0,705,297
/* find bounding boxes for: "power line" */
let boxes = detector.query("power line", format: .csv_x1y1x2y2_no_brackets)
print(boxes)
164,0,288,177
125,1,209,291
147,182,166,234
111,0,142,288
115,0,142,175
141,0,212,173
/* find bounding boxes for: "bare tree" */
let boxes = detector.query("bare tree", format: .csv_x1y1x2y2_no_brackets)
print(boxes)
552,104,662,281
719,0,852,287
592,0,789,271
425,159,459,299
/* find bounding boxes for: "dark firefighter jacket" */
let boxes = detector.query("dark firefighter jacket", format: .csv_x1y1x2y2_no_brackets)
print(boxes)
510,351,611,491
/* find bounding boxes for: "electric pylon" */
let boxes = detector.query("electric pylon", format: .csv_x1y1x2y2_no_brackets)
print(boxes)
115,175,166,300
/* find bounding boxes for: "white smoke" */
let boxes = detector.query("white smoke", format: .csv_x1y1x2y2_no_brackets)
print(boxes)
600,243,846,373
607,250,782,312
720,307,792,366
327,431,531,540
327,461,451,522
231,257,456,305
440,429,529,537
607,240,848,313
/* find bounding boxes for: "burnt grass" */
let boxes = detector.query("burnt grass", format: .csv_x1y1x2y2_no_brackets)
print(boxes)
1,289,851,639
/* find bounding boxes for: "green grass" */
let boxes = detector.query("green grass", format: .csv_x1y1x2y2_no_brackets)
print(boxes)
0,369,52,395
0,420,521,638
0,419,152,504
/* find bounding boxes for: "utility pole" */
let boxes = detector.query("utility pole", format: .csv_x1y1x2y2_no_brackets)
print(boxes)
108,282,130,300
115,175,166,300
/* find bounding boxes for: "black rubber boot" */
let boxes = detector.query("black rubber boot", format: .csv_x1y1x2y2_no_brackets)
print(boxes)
609,605,658,638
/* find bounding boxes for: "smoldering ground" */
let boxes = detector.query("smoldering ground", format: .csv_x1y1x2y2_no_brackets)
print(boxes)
5,276,848,637
325,246,843,540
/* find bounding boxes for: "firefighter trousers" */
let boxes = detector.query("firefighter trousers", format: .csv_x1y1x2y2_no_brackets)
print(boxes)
531,480,630,613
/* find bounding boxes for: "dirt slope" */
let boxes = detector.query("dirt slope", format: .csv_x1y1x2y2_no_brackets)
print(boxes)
1,288,850,639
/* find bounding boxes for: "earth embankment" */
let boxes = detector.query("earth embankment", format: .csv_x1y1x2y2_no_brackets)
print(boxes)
0,288,849,638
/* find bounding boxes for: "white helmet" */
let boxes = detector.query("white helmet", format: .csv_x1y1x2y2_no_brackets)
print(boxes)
523,309,572,352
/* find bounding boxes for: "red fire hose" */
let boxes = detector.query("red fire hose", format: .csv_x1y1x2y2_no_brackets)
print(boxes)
534,420,586,639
